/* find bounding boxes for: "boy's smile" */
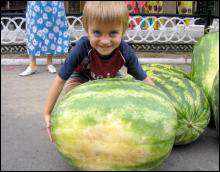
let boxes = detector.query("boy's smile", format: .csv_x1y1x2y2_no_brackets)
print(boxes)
87,21,124,56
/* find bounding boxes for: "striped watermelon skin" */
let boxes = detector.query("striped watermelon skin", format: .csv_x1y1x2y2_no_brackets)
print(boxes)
190,32,219,103
142,64,189,79
211,72,219,135
126,64,189,81
51,78,177,171
144,64,210,145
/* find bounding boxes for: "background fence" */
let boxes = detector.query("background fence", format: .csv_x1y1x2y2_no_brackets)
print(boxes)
1,13,219,53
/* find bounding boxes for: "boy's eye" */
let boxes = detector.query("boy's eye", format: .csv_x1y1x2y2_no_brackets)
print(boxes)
93,31,101,37
110,31,118,37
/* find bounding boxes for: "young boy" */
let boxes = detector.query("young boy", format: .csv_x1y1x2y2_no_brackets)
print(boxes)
44,1,154,142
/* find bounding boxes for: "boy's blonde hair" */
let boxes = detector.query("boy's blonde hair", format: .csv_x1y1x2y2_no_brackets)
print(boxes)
83,1,129,34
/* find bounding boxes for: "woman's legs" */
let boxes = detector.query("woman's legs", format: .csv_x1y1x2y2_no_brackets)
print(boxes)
29,55,37,69
46,54,56,73
19,55,37,76
47,54,53,66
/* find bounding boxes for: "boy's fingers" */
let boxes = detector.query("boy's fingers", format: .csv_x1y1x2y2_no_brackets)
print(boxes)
46,127,54,143
44,113,51,124
44,117,51,127
46,122,51,128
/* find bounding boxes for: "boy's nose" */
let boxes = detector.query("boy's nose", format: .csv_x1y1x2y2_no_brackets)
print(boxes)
100,36,111,45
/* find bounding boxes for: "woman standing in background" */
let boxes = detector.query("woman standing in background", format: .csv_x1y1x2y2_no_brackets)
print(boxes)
19,1,69,76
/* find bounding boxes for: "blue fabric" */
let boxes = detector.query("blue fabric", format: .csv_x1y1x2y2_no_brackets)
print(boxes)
26,1,69,56
58,36,147,81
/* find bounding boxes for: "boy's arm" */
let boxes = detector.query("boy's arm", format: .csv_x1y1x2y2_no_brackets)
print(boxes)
120,40,154,85
44,75,65,142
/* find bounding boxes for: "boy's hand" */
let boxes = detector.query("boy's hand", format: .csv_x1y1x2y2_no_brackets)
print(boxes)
44,113,54,143
143,77,155,86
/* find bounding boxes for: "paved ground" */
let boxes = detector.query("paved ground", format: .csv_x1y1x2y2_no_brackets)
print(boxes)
1,65,219,171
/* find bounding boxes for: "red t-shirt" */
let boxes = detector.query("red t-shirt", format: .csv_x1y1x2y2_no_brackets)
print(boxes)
74,48,125,80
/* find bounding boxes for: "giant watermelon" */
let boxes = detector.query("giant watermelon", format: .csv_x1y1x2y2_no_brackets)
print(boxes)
142,64,189,79
143,64,210,145
126,64,189,81
211,72,219,135
190,32,219,103
51,78,177,171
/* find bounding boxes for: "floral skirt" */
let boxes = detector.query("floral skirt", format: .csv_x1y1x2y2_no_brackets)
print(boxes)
26,1,69,56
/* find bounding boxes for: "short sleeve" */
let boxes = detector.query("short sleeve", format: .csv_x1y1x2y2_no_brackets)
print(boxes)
58,37,91,80
120,40,147,80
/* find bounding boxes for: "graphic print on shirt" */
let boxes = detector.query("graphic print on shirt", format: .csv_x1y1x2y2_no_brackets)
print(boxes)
74,48,125,80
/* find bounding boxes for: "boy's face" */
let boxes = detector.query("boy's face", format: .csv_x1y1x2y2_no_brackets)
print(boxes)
87,21,124,56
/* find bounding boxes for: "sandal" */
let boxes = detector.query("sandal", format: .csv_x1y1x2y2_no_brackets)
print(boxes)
19,66,37,76
47,65,56,73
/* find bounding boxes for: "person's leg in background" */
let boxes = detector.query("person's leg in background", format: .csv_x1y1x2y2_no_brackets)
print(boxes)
19,55,37,76
46,54,56,73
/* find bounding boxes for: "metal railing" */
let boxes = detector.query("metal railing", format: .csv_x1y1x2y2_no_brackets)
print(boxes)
1,13,219,53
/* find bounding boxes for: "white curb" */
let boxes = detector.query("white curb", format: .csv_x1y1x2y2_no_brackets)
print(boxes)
1,57,191,65
139,58,191,64
1,58,65,65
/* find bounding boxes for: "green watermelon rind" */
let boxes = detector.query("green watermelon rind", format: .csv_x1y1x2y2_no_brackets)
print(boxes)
190,32,219,103
211,72,219,135
142,64,189,79
144,65,210,145
51,78,177,171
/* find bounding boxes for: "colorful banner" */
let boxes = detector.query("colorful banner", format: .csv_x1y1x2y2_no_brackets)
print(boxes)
125,1,163,30
125,1,145,29
177,1,193,26
142,1,163,30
